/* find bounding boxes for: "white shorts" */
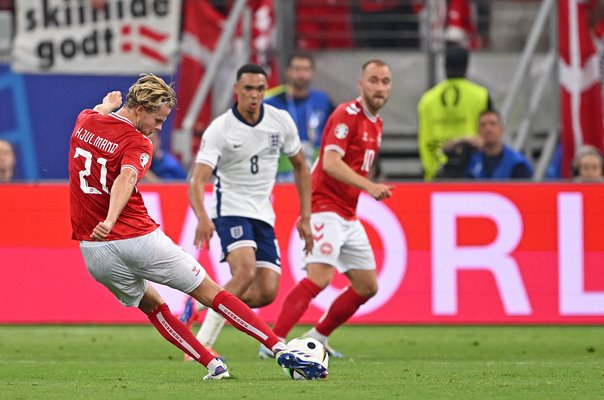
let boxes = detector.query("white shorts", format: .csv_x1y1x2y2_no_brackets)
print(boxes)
305,212,376,273
80,229,206,307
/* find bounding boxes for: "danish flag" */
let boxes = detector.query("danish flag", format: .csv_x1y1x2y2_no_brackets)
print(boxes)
559,0,604,177
120,24,170,64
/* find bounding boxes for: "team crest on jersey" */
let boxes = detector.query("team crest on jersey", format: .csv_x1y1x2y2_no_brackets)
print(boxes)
230,226,244,239
140,153,150,168
334,123,349,139
268,132,280,154
320,242,333,255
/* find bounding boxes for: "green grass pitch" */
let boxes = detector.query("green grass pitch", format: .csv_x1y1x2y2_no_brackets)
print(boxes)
0,325,602,399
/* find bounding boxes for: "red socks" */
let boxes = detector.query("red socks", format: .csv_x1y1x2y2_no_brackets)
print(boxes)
315,286,368,336
148,303,215,366
212,290,282,350
273,278,322,338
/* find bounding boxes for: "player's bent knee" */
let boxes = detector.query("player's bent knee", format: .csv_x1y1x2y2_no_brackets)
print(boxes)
232,268,256,286
354,283,378,299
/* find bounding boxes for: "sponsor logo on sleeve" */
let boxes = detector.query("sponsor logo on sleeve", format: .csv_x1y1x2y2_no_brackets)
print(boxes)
334,123,349,139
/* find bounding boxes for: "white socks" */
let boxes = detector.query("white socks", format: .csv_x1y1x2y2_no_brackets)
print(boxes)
196,309,226,347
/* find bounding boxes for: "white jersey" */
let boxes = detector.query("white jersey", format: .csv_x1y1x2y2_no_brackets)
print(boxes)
195,104,301,226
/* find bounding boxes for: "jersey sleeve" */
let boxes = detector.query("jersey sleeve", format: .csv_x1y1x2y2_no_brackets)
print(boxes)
322,104,357,157
195,119,225,168
121,135,153,182
280,111,302,157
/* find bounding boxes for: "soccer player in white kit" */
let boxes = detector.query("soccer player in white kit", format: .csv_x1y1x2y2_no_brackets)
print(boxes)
68,74,325,380
187,64,313,358
271,60,394,357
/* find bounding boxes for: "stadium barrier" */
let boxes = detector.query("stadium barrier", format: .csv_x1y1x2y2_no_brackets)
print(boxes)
1,182,603,324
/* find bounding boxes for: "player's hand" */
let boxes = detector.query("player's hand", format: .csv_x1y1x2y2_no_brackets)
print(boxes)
91,220,114,240
367,183,394,201
296,217,313,255
194,215,214,250
103,91,122,111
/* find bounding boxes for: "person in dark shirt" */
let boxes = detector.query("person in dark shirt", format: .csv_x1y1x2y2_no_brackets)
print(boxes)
438,109,532,179
463,109,533,179
264,52,334,181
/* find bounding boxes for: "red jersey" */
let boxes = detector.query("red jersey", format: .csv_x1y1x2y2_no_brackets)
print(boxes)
311,98,383,219
69,109,158,241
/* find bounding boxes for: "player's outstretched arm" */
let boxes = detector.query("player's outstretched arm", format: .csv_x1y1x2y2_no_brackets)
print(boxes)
188,162,215,250
93,91,123,115
91,167,137,240
289,149,313,254
323,150,393,201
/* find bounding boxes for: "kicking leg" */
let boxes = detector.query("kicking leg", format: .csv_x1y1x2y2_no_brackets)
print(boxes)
194,247,256,348
190,275,327,379
140,285,229,379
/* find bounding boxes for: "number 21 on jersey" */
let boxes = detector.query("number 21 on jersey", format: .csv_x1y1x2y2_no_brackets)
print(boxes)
74,147,109,194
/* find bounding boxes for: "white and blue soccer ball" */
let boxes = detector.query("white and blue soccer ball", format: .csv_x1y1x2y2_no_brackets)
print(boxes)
282,337,329,380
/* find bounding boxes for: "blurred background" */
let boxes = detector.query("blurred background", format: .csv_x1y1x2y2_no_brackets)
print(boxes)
1,0,590,182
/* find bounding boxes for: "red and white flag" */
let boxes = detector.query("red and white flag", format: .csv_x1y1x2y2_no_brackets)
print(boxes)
172,0,278,159
172,0,224,139
559,0,604,177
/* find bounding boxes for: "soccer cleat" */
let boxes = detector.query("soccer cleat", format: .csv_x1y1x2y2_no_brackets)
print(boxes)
179,296,198,328
203,364,231,380
323,341,344,359
276,350,328,380
257,343,275,359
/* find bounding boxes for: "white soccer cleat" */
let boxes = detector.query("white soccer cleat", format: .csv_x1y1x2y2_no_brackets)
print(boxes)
276,350,328,380
258,343,275,359
203,360,231,380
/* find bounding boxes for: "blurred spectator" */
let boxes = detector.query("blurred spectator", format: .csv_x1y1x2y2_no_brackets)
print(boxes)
265,51,334,182
572,145,604,182
413,0,486,51
417,42,492,180
296,1,354,49
352,1,419,48
145,134,188,182
0,139,16,182
456,110,533,180
445,0,482,50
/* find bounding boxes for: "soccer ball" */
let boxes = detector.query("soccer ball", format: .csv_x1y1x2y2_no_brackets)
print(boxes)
282,337,329,380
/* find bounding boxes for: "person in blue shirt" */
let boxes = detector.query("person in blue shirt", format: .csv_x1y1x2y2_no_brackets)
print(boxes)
264,51,334,181
147,134,188,181
464,109,533,179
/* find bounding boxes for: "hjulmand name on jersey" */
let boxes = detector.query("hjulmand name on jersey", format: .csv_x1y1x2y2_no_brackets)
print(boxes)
75,127,118,154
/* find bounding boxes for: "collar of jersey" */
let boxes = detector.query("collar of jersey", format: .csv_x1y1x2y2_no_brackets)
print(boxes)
231,103,264,127
110,112,135,127
356,97,378,123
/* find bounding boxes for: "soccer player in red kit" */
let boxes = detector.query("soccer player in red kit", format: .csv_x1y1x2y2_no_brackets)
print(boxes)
68,73,327,380
270,60,393,357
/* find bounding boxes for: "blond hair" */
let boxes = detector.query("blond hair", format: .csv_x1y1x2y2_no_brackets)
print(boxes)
124,73,176,111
